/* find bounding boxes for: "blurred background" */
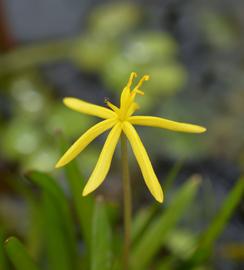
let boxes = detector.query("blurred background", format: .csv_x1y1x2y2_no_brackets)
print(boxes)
0,0,243,269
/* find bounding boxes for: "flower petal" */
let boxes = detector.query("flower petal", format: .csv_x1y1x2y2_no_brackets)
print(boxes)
123,122,163,203
125,102,140,118
64,97,116,119
82,122,122,196
55,118,117,168
129,116,206,133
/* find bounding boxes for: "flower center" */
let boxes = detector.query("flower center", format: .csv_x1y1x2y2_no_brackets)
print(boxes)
106,73,150,122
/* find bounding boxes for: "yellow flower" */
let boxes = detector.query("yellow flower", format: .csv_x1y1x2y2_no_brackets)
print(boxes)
55,72,206,203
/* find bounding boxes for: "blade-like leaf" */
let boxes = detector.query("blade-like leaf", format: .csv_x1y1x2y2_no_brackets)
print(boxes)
91,197,112,270
5,237,40,270
9,177,45,260
155,256,176,270
184,176,244,268
131,175,201,270
26,171,66,206
26,171,78,270
164,160,183,191
166,229,197,259
0,228,9,270
42,193,73,270
58,135,94,249
26,201,44,261
132,205,157,244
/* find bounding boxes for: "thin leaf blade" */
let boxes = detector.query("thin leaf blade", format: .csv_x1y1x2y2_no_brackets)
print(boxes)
58,134,94,249
91,197,112,270
185,176,244,267
26,171,78,270
0,228,9,270
132,205,156,244
5,237,40,270
131,175,201,270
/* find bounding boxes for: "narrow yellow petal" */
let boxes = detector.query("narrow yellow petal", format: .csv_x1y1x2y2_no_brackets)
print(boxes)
55,118,117,168
63,97,116,119
120,87,130,110
125,102,140,118
129,116,207,133
123,122,164,203
82,122,122,196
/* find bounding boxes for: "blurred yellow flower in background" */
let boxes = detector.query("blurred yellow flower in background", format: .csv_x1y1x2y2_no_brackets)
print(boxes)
55,72,206,202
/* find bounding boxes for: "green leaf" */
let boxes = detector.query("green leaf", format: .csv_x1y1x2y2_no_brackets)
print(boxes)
132,205,157,244
5,237,40,270
185,176,244,267
0,228,9,270
164,160,184,191
42,193,74,270
155,256,176,270
91,197,112,270
131,175,201,270
26,171,78,270
9,177,45,260
26,200,44,262
166,229,197,259
58,134,94,250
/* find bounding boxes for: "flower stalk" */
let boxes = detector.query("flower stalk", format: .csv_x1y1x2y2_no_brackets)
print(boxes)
121,133,132,270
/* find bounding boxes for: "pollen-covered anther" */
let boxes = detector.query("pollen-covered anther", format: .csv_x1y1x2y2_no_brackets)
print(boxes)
127,72,138,88
134,75,150,91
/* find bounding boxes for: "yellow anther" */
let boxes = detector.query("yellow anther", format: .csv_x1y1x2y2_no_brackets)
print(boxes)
127,72,137,88
134,75,150,90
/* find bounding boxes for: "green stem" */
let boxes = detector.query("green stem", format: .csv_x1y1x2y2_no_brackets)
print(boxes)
121,133,132,270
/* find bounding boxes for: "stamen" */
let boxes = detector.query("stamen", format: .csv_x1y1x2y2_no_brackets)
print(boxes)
134,75,150,90
105,100,120,113
130,89,144,104
127,72,137,88
134,89,144,96
104,97,110,103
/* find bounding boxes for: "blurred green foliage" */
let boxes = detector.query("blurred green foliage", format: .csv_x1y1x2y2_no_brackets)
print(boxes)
0,2,244,269
5,237,40,270
0,161,242,269
0,1,243,167
0,11,188,174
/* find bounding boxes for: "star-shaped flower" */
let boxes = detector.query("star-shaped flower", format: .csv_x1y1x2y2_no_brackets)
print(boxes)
55,72,206,202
